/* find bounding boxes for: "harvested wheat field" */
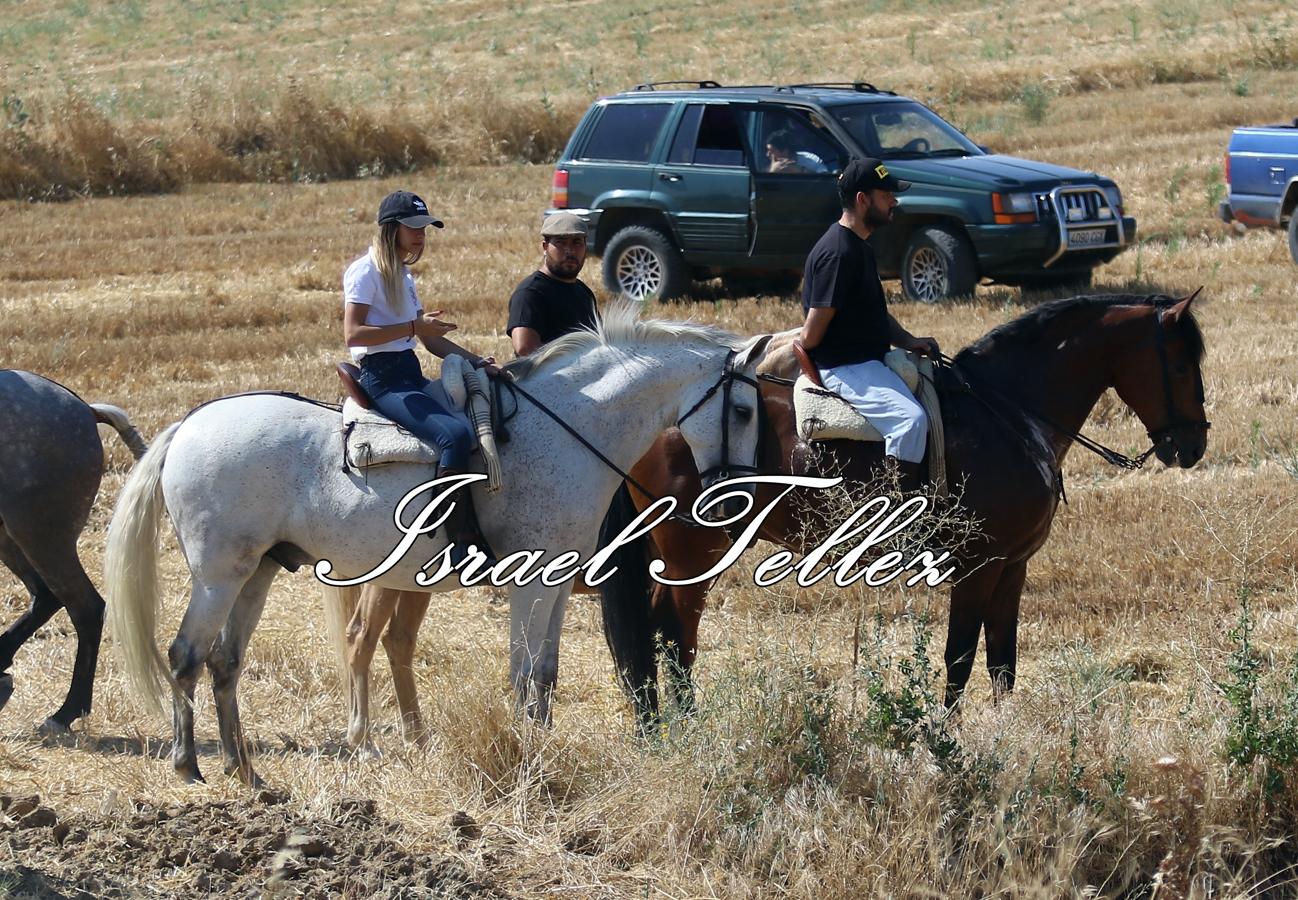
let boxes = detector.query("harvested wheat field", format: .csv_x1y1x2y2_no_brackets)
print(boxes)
1,0,1297,897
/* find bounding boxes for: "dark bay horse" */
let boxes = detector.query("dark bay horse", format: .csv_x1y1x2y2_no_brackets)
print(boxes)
599,293,1209,718
0,370,147,732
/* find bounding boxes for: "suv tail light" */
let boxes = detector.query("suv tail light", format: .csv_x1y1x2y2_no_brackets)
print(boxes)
552,168,569,208
991,193,1037,224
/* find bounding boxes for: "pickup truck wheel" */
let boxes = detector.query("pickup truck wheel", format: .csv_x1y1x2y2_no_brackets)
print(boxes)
1288,213,1298,266
901,225,977,303
602,226,689,302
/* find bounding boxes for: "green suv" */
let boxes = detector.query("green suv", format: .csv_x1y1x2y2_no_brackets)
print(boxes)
544,81,1136,302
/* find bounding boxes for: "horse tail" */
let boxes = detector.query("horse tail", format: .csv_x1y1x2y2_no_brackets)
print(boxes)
105,421,182,716
90,403,149,461
320,584,361,693
597,483,660,718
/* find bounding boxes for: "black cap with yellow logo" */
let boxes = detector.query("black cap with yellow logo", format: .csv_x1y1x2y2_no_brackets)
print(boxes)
838,157,912,204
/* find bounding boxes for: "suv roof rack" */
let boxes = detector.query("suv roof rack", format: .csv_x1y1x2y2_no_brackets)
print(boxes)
780,82,897,96
630,80,723,91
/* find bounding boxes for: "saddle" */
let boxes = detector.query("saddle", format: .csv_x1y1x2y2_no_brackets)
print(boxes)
790,340,948,495
335,356,504,492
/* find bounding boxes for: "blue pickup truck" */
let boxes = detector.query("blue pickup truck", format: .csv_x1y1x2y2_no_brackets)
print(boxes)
1218,119,1298,264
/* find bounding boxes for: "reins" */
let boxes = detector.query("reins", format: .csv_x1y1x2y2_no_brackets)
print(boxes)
941,351,1157,470
184,390,341,421
939,297,1210,472
491,351,759,528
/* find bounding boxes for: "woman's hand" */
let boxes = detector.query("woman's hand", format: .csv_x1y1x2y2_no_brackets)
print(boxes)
413,310,457,340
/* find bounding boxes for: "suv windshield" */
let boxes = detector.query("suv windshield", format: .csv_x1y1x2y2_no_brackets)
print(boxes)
830,101,981,160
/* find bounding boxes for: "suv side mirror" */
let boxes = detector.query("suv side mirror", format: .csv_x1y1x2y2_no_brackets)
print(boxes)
977,144,991,154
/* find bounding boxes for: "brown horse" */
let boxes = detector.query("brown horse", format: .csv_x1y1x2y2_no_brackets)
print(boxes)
598,292,1208,720
338,293,1206,738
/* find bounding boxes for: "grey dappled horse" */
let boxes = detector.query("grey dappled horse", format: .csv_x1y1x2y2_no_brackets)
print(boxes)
0,370,147,732
107,307,768,785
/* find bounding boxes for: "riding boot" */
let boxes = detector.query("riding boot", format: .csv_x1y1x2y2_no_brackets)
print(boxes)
882,456,925,495
896,460,925,494
439,470,497,568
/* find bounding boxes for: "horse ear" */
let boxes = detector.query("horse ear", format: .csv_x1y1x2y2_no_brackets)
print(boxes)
733,333,774,369
1160,286,1202,326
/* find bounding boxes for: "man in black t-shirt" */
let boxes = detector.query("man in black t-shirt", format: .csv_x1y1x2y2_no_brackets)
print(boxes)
801,158,940,475
507,212,599,357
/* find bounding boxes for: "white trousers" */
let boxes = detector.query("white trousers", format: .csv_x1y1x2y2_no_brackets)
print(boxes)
821,359,928,463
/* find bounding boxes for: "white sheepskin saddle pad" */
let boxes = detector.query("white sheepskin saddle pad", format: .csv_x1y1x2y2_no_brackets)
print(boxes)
339,355,504,492
793,349,947,493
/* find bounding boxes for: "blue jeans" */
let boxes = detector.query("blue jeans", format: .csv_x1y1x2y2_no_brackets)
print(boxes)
358,350,473,471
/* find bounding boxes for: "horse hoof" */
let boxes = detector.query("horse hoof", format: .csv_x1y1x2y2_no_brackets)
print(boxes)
357,743,382,762
0,674,12,711
176,766,205,785
402,726,430,749
37,718,73,743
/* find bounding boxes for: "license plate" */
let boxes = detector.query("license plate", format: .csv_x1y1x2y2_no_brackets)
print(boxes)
1068,228,1107,247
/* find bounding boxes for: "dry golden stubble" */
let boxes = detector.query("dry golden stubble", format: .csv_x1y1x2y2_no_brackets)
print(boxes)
1,57,1297,898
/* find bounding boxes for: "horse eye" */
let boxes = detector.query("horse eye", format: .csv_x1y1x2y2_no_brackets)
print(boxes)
734,405,753,421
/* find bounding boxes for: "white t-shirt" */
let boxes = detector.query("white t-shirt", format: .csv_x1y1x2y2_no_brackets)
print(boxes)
343,249,421,361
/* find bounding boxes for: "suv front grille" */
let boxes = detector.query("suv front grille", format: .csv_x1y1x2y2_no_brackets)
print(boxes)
1035,189,1110,222
1042,185,1127,267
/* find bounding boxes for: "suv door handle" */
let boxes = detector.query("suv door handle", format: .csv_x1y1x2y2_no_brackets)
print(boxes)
659,173,683,183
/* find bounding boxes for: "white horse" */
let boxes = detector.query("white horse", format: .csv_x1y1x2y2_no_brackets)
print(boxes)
106,305,770,784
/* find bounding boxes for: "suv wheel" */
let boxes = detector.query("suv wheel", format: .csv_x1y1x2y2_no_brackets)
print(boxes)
901,225,977,303
1288,212,1298,266
602,226,689,301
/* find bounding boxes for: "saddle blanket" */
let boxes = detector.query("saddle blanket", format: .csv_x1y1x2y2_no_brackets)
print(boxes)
342,399,450,469
793,348,948,494
340,355,504,491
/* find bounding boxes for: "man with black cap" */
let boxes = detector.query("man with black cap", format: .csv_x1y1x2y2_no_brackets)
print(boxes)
800,158,940,485
507,212,599,357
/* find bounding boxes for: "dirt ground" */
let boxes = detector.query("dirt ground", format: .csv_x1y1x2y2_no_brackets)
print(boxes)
2,786,505,898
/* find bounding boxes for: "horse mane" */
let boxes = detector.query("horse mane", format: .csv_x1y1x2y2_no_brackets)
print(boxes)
957,293,1204,364
501,299,747,380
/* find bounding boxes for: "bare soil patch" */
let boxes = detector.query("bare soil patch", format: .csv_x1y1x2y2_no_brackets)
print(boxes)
2,792,505,899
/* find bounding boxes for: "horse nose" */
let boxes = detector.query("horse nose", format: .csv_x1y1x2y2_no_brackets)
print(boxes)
694,476,756,524
1177,435,1206,468
699,494,748,523
1158,430,1206,468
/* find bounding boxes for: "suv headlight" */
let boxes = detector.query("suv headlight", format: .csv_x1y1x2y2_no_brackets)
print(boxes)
992,192,1038,224
1001,192,1037,214
1103,185,1123,214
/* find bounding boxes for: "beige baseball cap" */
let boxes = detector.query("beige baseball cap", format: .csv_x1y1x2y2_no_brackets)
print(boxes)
541,212,588,237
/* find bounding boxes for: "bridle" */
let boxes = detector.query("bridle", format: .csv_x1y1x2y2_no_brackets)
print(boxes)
675,350,763,484
1145,301,1210,456
946,298,1210,472
497,349,761,527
